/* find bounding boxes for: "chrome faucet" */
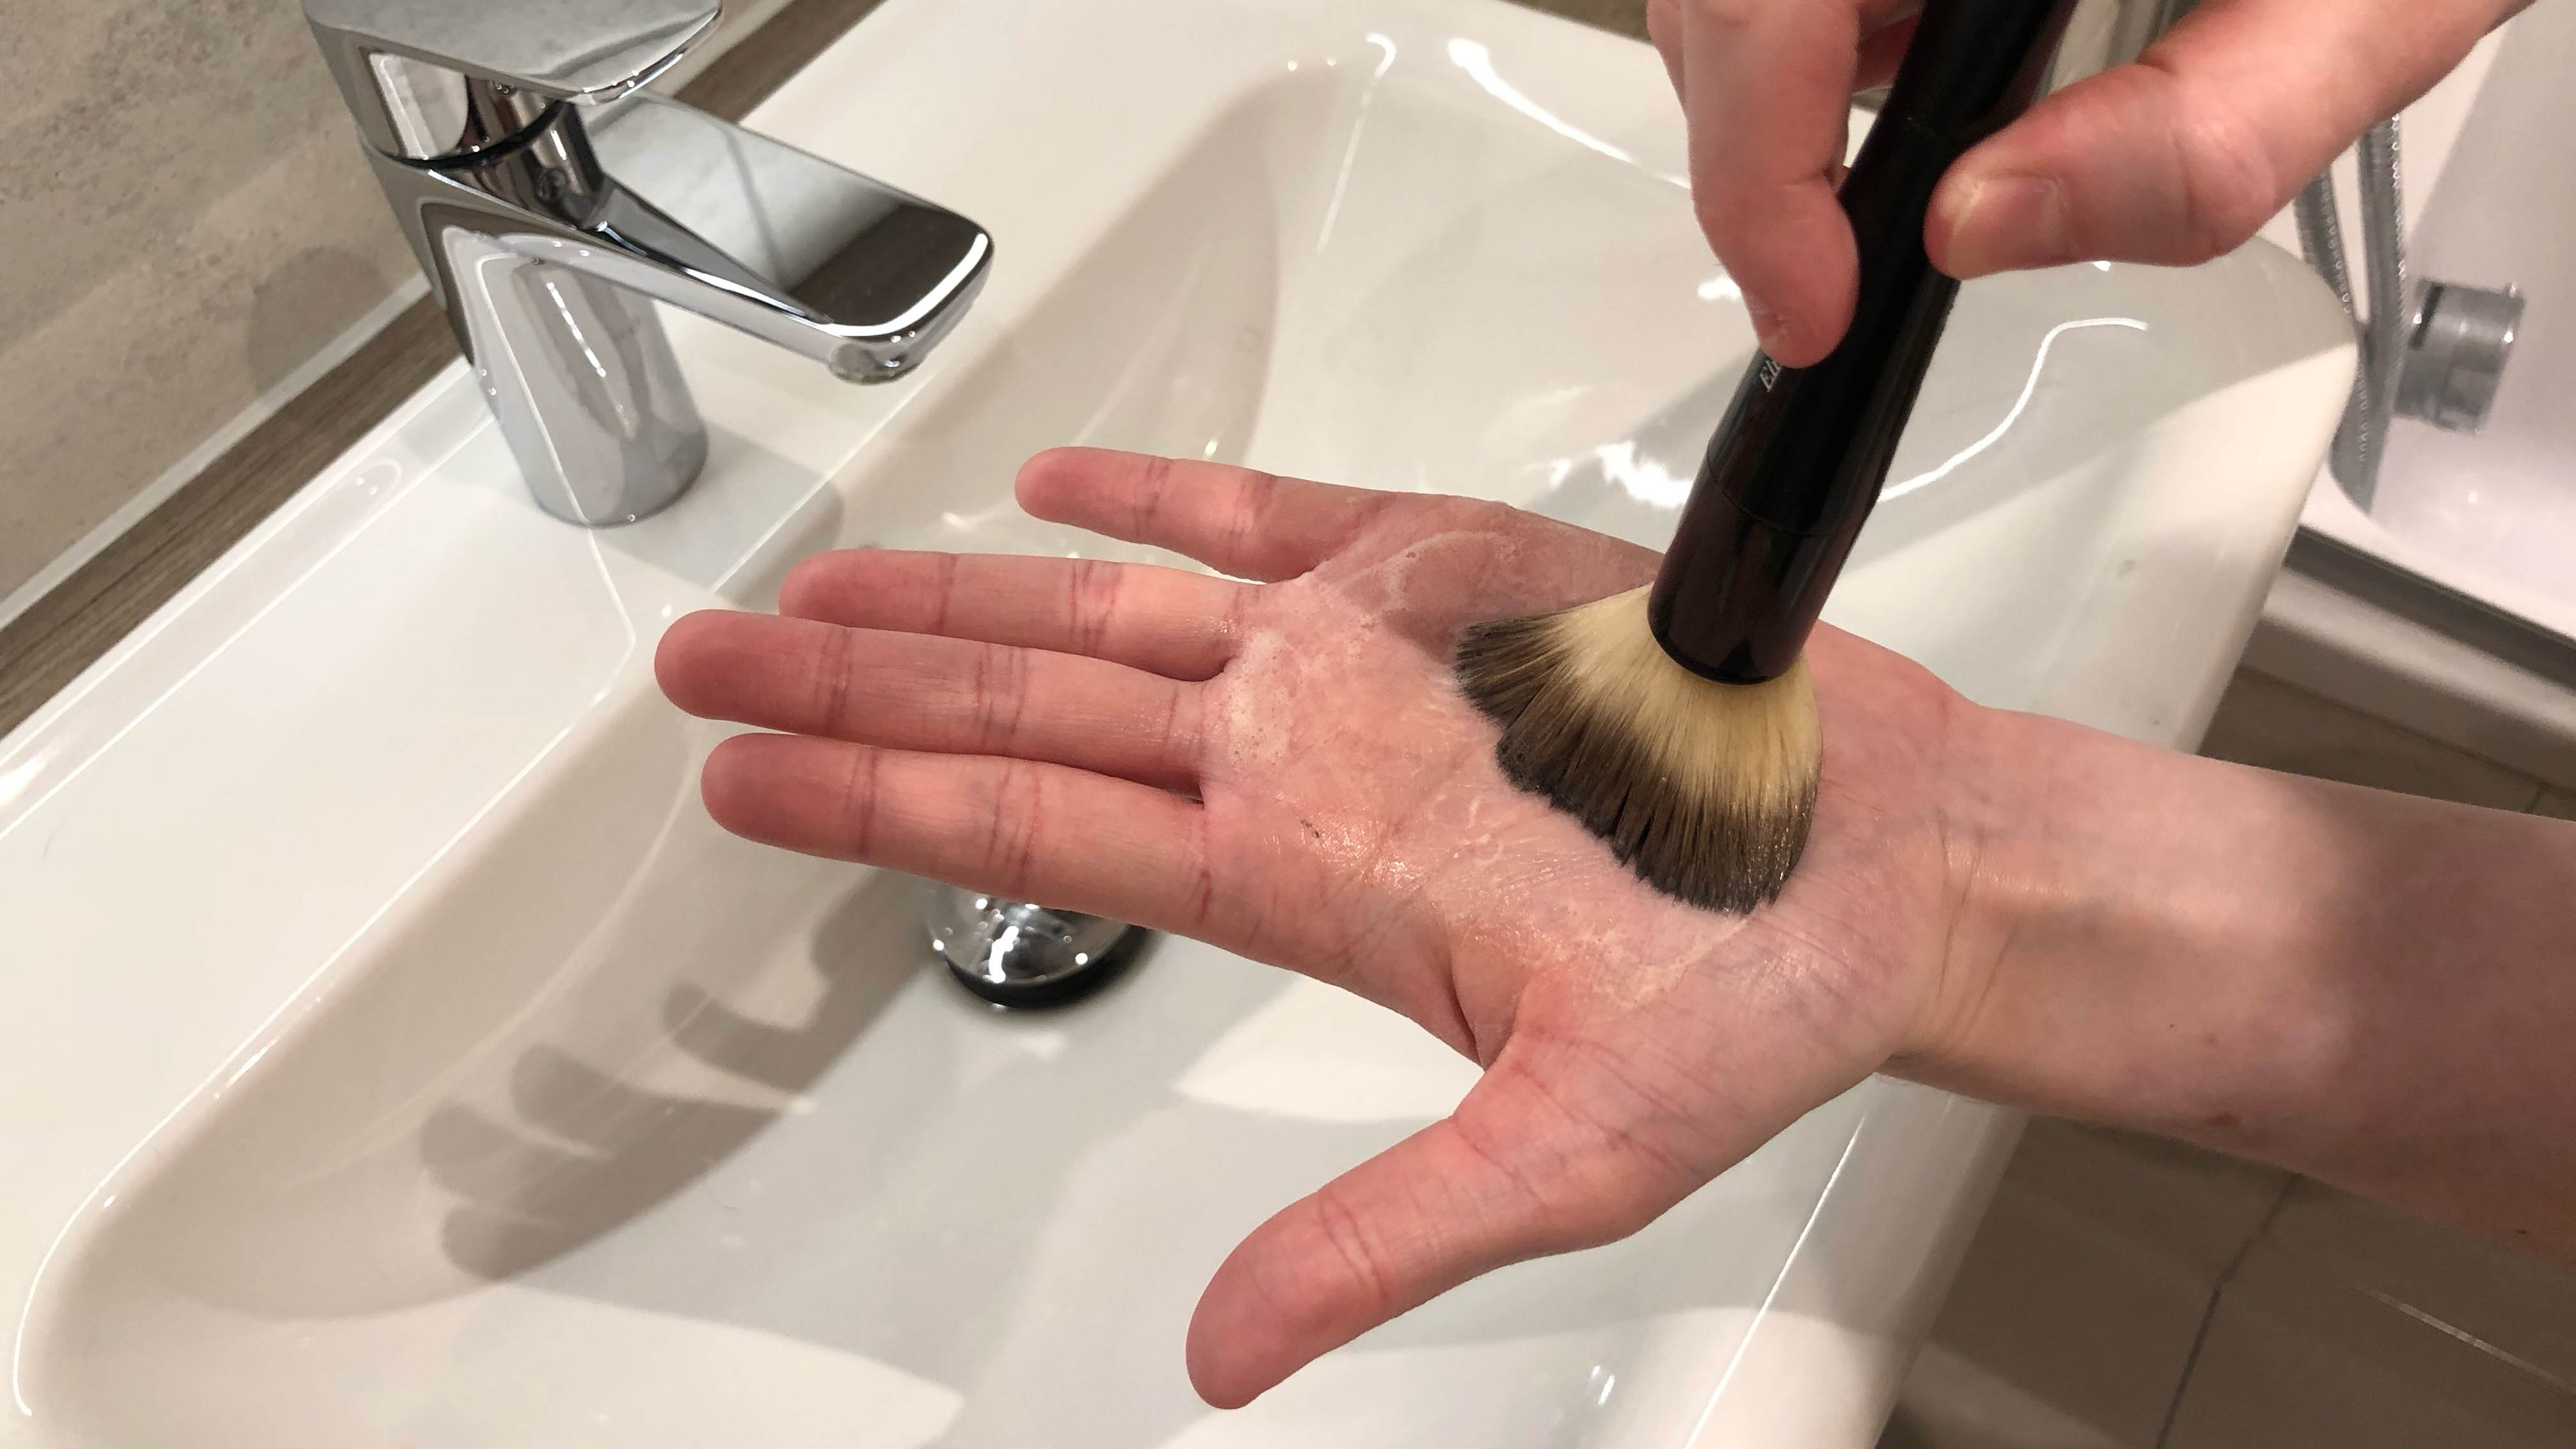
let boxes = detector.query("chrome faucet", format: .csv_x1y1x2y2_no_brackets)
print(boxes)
304,0,991,525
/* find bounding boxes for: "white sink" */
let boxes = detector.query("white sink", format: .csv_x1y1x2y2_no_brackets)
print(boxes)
0,0,2353,1445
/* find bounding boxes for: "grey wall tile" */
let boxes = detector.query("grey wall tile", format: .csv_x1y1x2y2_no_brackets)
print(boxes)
0,0,412,602
0,122,412,596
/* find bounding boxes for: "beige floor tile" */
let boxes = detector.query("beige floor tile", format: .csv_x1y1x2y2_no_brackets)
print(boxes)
1890,1120,2285,1449
2003,1120,2289,1281
1880,1344,2129,1449
2164,1235,2576,1449
2263,1180,2576,1390
2200,669,2547,810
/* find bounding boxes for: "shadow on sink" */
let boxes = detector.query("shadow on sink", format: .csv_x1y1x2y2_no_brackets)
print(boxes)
422,869,929,1282
30,696,913,1322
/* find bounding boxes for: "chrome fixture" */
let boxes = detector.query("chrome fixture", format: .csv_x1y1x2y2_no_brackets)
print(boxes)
927,891,1149,1009
2394,279,2524,433
2295,118,2522,508
304,0,992,525
2294,121,2408,504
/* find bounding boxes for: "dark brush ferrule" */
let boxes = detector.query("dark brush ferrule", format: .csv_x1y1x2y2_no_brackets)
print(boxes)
1648,0,2079,684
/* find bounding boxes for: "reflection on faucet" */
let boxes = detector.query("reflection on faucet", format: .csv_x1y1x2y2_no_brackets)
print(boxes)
425,869,927,1280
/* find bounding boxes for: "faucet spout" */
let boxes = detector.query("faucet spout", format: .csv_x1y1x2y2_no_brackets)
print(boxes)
308,0,990,525
566,94,991,383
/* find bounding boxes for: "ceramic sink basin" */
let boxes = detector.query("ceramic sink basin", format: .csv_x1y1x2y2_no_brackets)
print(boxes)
0,0,2354,1444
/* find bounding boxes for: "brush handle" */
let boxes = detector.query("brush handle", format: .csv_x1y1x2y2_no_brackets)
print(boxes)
1648,0,2079,684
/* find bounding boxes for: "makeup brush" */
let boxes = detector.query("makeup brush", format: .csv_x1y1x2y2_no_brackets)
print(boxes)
1457,0,2080,912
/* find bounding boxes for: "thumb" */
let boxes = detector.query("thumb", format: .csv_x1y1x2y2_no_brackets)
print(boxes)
1183,1048,1699,1409
1927,0,2521,278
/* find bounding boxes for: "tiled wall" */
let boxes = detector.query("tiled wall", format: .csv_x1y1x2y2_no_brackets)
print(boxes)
0,0,788,620
0,0,417,613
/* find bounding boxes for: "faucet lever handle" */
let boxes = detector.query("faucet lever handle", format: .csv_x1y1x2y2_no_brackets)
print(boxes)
305,0,722,161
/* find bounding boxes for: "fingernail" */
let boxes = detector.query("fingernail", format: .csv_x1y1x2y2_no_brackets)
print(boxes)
1744,293,1786,353
1941,173,2071,278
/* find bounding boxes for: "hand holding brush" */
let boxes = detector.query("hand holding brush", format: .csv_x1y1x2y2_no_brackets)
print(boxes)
662,449,2576,1405
1460,0,2080,913
660,451,2003,1404
1648,0,2534,365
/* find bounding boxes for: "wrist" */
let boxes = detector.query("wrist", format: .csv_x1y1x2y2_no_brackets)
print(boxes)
1884,704,2330,1135
1892,691,2035,1084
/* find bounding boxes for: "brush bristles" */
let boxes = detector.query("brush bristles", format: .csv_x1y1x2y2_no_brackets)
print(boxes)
1453,585,1821,913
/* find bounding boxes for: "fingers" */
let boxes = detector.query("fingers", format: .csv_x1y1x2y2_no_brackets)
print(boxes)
1668,0,1917,364
1185,1045,1701,1408
658,611,1203,794
1930,0,2527,277
1658,0,2511,342
778,548,1251,682
1016,447,1396,583
700,733,1221,931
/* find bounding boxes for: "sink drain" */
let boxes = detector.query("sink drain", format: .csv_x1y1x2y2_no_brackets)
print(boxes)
925,888,1149,1008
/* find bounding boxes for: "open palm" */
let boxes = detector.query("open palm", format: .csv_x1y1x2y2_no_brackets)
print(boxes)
655,446,1983,1406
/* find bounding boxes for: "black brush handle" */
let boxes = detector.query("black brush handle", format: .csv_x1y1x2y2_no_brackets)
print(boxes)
1648,0,2079,683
